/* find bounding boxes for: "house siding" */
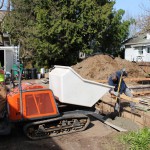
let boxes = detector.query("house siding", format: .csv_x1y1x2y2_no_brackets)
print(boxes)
125,46,150,62
124,33,150,62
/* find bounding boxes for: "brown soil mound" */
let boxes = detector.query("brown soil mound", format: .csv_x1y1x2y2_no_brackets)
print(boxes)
72,54,146,80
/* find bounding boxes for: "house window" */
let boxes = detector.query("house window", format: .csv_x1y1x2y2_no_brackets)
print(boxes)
147,47,150,53
134,46,143,55
138,50,143,55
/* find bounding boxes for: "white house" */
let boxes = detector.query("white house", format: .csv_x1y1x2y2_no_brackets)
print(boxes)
124,33,150,62
0,45,20,72
0,10,20,72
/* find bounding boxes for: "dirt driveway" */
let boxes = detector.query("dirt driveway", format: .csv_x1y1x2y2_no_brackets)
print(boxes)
0,117,127,150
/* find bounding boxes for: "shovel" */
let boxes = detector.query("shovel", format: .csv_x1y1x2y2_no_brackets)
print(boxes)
114,68,125,115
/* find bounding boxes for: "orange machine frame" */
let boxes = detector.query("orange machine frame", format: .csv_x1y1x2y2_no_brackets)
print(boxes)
7,87,59,121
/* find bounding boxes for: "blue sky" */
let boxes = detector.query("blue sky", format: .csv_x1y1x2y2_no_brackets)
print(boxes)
114,0,150,17
1,0,149,17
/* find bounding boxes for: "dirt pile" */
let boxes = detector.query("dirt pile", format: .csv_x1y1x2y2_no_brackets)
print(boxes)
72,54,146,80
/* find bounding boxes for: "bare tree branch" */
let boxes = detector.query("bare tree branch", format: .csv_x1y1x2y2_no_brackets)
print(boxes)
7,0,10,11
0,0,4,9
135,1,150,33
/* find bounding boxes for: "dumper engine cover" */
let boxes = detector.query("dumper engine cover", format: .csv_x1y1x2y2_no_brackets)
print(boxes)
7,83,59,121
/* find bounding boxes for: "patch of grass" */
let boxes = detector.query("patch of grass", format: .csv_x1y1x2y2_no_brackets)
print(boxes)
120,128,150,150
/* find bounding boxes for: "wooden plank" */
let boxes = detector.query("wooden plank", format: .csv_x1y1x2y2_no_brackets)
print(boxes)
118,94,140,103
111,94,150,106
91,113,127,132
104,121,127,132
132,91,150,96
96,78,150,83
125,78,150,82
129,85,150,89
135,104,150,111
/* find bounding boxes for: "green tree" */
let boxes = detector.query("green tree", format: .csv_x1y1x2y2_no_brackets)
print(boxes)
3,0,132,66
3,0,37,65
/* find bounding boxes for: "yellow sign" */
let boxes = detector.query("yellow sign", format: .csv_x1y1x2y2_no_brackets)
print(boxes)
0,69,4,82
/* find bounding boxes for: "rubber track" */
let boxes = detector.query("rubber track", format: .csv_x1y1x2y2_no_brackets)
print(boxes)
23,113,90,140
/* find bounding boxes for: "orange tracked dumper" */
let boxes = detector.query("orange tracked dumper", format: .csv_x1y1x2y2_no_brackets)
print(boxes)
0,66,113,140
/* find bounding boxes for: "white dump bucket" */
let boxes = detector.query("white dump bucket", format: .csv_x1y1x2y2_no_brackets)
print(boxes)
49,66,113,107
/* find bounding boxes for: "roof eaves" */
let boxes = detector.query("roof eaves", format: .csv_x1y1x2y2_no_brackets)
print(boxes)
125,41,150,46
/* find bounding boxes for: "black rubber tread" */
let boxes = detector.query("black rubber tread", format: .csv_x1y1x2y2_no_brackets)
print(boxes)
23,113,90,140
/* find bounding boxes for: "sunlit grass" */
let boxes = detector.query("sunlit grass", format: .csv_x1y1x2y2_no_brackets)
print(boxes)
120,128,150,150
